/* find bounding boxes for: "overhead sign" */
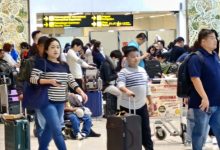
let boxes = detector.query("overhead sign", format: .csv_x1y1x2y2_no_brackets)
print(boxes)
42,15,133,28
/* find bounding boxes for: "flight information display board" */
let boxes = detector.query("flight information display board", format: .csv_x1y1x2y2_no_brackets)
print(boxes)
42,15,133,28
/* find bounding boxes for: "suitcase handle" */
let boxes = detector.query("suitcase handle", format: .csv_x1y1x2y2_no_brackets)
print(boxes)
128,96,136,115
23,122,29,149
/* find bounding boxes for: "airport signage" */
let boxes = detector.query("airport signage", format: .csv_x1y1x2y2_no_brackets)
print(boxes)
42,15,133,28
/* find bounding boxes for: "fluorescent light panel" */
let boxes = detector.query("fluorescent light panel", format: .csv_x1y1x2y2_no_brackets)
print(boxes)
134,16,144,20
149,13,172,18
68,12,83,16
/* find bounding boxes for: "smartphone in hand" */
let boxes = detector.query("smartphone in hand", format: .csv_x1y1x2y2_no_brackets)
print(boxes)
56,81,62,85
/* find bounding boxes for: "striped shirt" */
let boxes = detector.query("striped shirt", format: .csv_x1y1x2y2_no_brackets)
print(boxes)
30,59,78,102
117,66,149,109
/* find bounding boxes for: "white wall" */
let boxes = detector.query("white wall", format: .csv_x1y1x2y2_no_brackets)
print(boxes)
29,0,183,42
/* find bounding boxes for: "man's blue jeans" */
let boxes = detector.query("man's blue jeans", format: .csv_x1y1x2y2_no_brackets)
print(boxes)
188,107,220,150
66,113,92,136
39,103,67,150
35,109,45,139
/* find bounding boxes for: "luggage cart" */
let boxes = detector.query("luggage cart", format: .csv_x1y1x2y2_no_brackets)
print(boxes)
149,78,187,143
0,73,11,114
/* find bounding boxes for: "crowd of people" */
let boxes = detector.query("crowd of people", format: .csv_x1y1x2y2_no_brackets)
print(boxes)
0,28,220,150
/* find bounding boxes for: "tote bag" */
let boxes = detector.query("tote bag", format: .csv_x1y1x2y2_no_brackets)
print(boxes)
23,59,50,109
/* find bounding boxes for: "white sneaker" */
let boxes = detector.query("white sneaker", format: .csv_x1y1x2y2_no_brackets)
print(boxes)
184,141,192,150
76,133,83,140
206,136,212,143
81,132,87,138
212,137,217,145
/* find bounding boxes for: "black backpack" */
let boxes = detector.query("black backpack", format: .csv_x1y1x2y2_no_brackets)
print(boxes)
17,57,35,82
177,51,204,98
0,59,16,76
145,60,162,78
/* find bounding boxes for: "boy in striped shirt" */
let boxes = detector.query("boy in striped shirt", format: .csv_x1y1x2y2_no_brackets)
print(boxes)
117,46,154,150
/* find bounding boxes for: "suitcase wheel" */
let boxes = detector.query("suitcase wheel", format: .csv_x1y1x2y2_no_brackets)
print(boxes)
155,126,166,140
181,131,187,144
180,123,187,144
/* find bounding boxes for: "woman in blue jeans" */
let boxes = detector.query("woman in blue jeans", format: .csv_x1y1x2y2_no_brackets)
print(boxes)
30,37,87,150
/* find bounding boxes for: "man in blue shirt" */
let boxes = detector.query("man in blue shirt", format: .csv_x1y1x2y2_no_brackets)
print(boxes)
10,44,19,62
187,29,220,150
128,33,148,68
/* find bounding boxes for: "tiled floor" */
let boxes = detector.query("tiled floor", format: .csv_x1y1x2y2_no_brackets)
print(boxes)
0,118,219,150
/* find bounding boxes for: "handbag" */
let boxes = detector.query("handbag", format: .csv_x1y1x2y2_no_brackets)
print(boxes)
22,59,50,109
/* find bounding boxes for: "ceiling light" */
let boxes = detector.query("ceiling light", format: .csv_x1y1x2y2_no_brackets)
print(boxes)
133,11,140,14
68,12,83,16
124,12,131,15
108,30,114,32
159,29,165,31
134,17,144,20
149,14,172,18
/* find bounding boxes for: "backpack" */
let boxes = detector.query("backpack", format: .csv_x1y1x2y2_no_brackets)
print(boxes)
162,62,179,74
177,51,204,98
17,57,35,82
145,60,162,78
0,59,16,76
84,68,102,91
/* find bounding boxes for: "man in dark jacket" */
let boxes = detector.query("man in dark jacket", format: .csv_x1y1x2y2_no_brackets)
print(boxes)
169,37,186,63
100,50,122,110
28,30,42,57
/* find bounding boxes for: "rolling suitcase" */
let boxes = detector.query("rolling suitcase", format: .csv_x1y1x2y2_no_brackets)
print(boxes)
4,100,30,150
106,97,142,150
84,91,102,117
4,119,30,150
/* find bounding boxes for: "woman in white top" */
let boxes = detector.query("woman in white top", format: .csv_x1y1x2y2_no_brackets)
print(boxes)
3,43,17,67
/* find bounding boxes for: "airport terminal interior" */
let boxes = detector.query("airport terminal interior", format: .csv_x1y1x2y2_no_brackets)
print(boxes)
0,0,220,150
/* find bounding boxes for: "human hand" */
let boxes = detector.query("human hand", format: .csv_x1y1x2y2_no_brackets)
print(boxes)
18,94,23,101
148,103,155,114
50,79,62,87
183,98,189,105
88,65,96,69
15,63,20,68
81,92,88,103
199,98,209,112
143,52,150,58
126,90,135,97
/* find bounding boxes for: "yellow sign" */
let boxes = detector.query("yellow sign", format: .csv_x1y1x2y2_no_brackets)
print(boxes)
43,15,133,28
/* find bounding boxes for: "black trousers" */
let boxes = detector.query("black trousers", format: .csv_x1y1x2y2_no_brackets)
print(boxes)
120,104,154,150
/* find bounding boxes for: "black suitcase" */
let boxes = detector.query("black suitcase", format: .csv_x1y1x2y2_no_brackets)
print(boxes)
103,93,118,117
106,98,142,150
145,60,162,79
